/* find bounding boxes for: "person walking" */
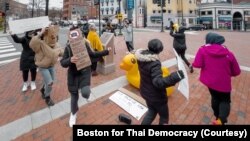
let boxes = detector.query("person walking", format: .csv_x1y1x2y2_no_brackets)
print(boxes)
60,26,110,127
135,39,184,125
192,32,241,125
170,26,193,73
11,30,37,92
30,25,64,106
87,24,105,76
123,19,134,52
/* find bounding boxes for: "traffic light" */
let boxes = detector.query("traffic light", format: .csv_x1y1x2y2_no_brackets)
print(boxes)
5,2,9,11
94,0,99,5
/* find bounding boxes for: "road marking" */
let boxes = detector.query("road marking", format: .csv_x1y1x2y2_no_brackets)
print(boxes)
0,48,16,53
0,58,19,66
0,52,21,59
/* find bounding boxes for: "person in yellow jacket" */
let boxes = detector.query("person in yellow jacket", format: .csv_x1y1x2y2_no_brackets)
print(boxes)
87,24,104,76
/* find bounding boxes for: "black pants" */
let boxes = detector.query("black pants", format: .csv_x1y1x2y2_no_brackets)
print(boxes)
141,100,169,125
176,49,190,67
22,68,37,82
70,86,91,115
209,88,231,124
126,41,134,52
91,62,97,72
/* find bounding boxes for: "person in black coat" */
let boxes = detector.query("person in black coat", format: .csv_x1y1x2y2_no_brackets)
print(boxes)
60,28,110,127
11,30,37,92
135,39,184,125
170,26,193,73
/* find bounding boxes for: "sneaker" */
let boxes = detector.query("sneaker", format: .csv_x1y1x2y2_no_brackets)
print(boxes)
45,97,55,106
189,65,194,73
22,82,29,92
212,118,222,125
69,113,77,128
30,81,36,90
40,86,45,99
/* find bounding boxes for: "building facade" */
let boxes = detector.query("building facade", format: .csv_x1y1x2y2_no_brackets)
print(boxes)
63,0,98,20
100,0,146,27
146,0,197,28
198,2,250,30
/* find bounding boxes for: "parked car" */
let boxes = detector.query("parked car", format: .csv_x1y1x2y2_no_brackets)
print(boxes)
187,24,206,31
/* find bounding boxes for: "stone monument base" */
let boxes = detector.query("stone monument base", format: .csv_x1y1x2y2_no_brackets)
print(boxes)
97,62,116,75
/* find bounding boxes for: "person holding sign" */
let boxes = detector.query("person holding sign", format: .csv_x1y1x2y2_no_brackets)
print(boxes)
60,26,111,128
192,33,241,125
170,26,193,73
10,30,37,92
135,39,184,125
29,25,64,106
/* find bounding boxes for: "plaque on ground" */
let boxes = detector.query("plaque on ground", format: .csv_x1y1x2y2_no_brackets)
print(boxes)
68,29,91,70
97,32,115,74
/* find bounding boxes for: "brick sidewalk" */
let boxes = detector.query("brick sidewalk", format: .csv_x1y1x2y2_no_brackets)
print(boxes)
0,30,249,141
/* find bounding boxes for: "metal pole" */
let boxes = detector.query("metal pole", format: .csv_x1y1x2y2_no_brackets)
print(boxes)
3,0,7,34
231,0,233,31
181,0,183,25
118,0,122,35
160,0,164,32
32,0,34,17
45,0,49,16
99,1,101,36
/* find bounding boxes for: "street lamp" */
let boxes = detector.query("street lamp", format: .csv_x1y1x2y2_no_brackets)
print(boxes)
45,0,49,16
160,0,164,32
118,0,122,35
231,0,233,31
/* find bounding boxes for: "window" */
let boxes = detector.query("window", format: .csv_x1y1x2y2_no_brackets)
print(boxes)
218,10,222,15
207,11,212,15
168,10,171,14
153,10,156,13
190,10,193,14
201,11,205,15
189,0,192,4
168,0,170,4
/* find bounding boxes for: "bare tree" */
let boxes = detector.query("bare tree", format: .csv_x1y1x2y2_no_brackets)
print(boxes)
28,0,45,17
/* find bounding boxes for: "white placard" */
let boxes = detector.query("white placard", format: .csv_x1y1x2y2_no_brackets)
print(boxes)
173,49,189,100
109,91,148,120
9,16,50,34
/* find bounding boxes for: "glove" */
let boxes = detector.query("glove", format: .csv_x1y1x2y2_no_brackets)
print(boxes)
177,70,185,79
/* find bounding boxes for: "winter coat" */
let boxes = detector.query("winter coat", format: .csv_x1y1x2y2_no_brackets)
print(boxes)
170,27,186,54
29,35,63,68
192,33,241,92
123,24,133,42
87,30,104,63
60,41,109,92
11,33,36,70
135,49,183,103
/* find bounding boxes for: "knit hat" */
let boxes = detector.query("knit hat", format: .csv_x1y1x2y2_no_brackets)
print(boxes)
148,39,163,54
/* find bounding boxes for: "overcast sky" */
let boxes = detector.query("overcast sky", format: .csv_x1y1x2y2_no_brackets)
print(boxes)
16,0,63,9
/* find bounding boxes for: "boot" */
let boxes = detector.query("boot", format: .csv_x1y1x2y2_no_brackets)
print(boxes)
45,97,55,106
40,86,45,99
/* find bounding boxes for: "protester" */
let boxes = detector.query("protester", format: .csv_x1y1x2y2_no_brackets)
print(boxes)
60,26,110,127
123,19,134,52
102,21,116,36
87,24,104,76
11,30,37,92
192,32,241,125
170,26,193,73
135,39,184,125
29,25,64,106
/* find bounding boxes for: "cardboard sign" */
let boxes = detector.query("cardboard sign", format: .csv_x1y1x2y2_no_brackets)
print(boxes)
109,90,148,120
9,16,50,34
68,29,91,70
173,49,189,100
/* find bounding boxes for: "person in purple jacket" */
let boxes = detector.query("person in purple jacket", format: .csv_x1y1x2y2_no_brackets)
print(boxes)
192,32,241,125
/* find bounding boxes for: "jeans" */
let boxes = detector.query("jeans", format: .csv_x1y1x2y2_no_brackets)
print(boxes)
39,67,55,97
